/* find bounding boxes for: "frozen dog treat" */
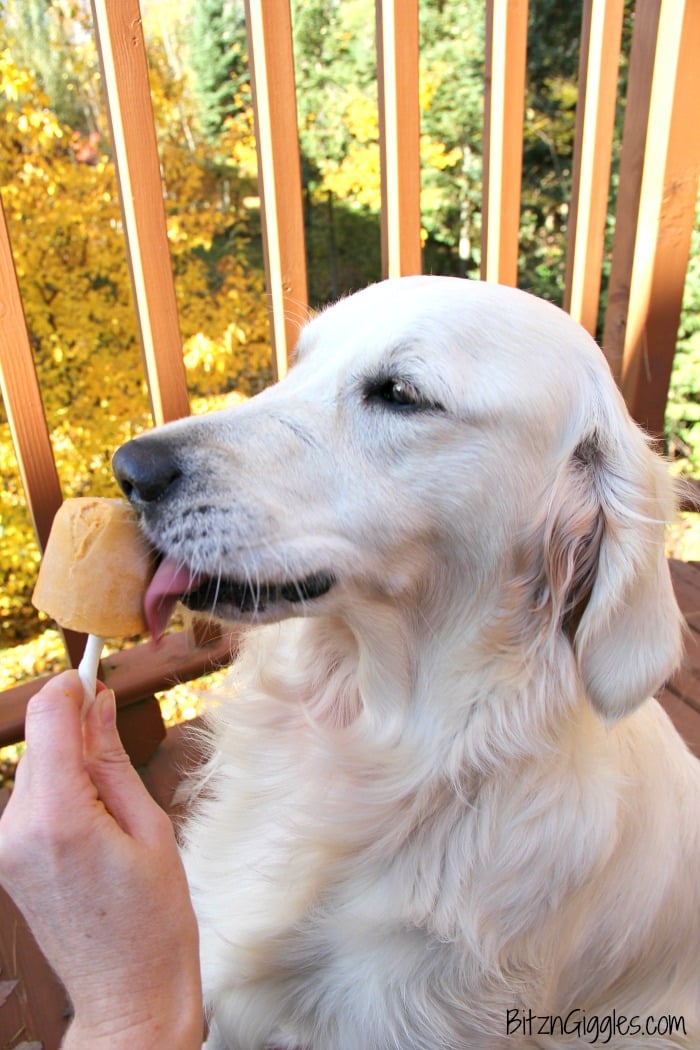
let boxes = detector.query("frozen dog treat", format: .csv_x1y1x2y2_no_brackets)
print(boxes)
32,497,155,636
32,498,156,700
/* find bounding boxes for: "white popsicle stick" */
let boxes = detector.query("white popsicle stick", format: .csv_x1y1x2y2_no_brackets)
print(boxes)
78,633,104,704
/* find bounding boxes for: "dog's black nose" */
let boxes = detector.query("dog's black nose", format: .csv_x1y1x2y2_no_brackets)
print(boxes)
112,437,182,506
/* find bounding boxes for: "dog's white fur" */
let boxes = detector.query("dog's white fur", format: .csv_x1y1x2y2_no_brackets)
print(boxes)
136,278,699,1048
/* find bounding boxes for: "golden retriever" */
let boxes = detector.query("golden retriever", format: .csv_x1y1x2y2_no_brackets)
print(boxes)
113,276,700,1049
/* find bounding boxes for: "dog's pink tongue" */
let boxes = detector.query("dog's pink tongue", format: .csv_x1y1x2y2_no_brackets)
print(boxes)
144,558,201,640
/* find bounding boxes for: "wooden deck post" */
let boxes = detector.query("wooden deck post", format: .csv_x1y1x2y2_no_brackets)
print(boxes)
0,197,85,667
91,0,190,425
245,0,308,378
602,0,700,434
376,0,422,278
564,0,625,334
481,0,528,286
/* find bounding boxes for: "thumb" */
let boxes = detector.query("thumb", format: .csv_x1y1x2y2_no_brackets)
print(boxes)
83,689,165,840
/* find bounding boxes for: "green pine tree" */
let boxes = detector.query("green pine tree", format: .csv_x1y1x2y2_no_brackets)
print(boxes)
188,0,248,143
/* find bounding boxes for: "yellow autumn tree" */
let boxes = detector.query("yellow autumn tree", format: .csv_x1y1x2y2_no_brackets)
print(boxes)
323,89,461,216
0,45,270,664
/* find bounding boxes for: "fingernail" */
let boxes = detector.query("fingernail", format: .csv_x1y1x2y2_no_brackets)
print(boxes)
98,689,117,728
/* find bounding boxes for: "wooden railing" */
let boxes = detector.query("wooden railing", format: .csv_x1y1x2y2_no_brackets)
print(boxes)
0,0,698,758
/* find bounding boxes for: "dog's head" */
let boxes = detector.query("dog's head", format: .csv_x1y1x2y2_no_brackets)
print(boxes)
113,276,682,721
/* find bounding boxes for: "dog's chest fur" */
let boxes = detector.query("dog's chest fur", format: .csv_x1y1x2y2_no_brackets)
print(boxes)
181,621,700,1050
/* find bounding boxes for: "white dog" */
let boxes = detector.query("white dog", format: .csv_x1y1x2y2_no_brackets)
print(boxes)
114,277,700,1049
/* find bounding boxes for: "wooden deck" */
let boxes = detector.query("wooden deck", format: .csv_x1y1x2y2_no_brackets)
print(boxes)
1,558,699,1049
659,560,700,756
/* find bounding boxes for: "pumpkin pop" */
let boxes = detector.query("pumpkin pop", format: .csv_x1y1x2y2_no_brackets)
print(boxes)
32,498,156,701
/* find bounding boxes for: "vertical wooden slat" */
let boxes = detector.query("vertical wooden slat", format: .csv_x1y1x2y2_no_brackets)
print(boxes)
376,0,422,279
0,200,63,552
245,0,308,379
564,0,625,333
0,197,85,666
602,0,661,378
603,0,700,434
91,0,190,425
481,0,528,286
623,0,700,433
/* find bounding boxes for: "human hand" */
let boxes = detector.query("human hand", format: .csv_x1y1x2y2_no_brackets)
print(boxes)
0,671,203,1049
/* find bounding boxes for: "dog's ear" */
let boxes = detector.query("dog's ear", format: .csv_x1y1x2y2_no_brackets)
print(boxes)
542,426,683,722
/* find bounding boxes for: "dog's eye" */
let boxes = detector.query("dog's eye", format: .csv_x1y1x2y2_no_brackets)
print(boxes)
366,377,442,412
381,379,418,406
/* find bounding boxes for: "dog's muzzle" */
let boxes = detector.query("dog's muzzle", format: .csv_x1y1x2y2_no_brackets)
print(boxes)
113,436,336,637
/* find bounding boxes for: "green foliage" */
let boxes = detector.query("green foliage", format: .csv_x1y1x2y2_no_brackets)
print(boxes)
293,0,482,296
188,0,249,143
518,2,581,302
293,0,379,182
292,0,381,300
418,0,484,276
